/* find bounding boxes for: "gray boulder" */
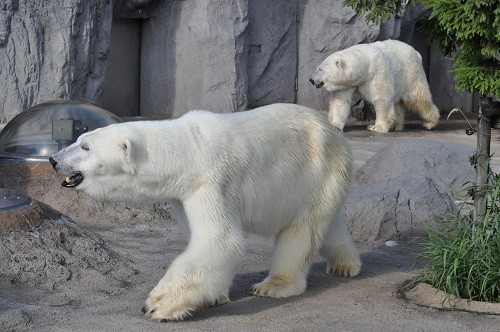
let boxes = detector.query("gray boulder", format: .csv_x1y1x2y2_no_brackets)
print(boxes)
355,139,475,197
346,140,475,243
345,173,456,243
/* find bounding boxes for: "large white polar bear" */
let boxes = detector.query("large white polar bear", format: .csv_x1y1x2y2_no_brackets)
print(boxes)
49,103,360,321
310,39,440,133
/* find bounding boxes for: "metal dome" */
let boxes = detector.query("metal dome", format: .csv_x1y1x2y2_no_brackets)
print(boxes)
0,100,121,162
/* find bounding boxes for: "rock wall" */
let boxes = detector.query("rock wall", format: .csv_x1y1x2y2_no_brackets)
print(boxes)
0,0,112,123
1,0,474,122
428,42,478,115
246,0,297,108
140,0,249,117
296,0,379,112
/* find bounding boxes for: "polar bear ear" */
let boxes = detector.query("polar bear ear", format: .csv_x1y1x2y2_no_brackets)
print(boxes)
121,138,137,174
122,139,132,158
335,59,345,70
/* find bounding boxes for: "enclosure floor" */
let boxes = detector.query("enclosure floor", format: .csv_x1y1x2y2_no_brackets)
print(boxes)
1,118,499,332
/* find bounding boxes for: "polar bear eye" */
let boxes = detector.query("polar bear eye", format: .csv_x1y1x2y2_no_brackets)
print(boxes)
81,144,89,151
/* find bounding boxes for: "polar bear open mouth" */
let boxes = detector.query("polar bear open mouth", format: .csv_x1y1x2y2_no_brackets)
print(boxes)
61,172,84,188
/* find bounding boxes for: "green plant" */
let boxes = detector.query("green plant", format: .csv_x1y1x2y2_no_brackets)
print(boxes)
342,0,416,23
421,0,500,96
414,171,500,303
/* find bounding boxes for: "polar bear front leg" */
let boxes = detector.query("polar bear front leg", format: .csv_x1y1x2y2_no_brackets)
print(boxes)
251,221,315,298
143,190,244,321
367,100,395,133
327,88,356,130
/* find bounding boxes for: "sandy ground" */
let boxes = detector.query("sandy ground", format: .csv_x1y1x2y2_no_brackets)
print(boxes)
1,118,500,331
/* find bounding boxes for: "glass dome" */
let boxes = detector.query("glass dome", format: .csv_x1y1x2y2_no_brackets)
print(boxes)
0,100,122,162
0,188,32,212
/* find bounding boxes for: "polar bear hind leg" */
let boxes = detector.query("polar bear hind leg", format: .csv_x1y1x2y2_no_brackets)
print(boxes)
393,102,405,131
319,212,361,277
405,85,440,130
251,219,318,298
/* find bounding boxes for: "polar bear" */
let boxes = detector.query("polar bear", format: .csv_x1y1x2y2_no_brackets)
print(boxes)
49,103,360,321
310,40,440,133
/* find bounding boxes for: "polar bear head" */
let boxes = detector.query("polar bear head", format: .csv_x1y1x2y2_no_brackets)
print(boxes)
49,124,142,201
309,48,368,92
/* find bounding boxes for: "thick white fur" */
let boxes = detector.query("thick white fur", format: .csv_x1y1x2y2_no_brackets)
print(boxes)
310,40,440,132
50,103,360,321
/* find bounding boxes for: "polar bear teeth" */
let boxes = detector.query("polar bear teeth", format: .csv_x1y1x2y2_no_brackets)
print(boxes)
61,172,84,188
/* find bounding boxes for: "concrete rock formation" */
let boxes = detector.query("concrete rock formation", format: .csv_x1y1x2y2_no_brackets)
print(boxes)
296,0,379,112
0,0,112,123
345,173,456,242
346,139,475,242
246,0,297,108
1,0,381,121
140,0,249,117
0,198,135,290
1,0,472,122
355,139,475,196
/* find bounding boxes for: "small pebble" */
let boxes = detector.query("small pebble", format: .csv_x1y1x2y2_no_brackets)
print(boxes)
385,240,398,247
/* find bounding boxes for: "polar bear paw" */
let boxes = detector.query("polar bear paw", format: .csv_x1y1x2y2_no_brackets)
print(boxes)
393,123,405,131
422,120,438,130
367,124,390,133
142,288,229,321
327,120,345,131
326,262,361,277
142,294,194,321
251,274,306,298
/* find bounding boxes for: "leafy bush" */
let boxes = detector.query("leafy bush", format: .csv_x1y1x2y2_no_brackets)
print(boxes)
414,171,500,303
422,0,500,97
342,0,414,23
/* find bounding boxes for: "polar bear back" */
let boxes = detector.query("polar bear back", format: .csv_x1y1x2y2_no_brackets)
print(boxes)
220,104,352,234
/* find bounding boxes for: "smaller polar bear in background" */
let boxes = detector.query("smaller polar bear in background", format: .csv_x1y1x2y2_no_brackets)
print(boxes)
49,103,360,321
310,39,440,133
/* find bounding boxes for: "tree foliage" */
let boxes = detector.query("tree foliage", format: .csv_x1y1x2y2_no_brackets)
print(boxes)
343,0,500,97
342,0,415,24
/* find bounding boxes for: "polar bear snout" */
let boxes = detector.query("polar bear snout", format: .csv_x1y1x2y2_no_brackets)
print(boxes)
309,78,324,89
49,156,57,169
49,154,85,189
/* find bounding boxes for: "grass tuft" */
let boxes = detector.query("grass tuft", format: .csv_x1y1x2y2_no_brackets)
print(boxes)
413,171,500,303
